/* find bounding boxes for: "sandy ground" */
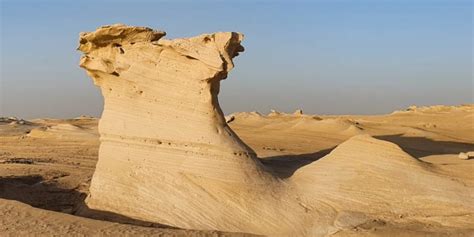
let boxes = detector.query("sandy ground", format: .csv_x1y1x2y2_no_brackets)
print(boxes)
0,105,473,236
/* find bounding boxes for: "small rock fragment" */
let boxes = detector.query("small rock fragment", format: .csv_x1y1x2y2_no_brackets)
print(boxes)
225,115,235,123
293,109,303,115
458,152,474,160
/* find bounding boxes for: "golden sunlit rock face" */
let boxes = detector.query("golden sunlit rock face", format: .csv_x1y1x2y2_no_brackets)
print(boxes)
77,24,474,236
78,24,303,235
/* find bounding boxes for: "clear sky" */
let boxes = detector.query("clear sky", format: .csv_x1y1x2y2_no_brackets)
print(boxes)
1,0,472,118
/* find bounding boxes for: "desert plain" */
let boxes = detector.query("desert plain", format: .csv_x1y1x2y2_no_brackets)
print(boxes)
0,25,473,236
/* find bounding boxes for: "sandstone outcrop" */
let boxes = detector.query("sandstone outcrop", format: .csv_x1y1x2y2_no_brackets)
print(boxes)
78,24,305,236
79,24,474,236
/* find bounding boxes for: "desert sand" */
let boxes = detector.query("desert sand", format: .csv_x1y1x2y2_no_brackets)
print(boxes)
0,25,473,236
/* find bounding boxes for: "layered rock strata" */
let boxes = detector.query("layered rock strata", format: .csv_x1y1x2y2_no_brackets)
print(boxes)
78,24,305,235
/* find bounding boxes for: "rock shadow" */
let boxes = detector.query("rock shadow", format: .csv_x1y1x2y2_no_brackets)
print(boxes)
374,134,474,158
260,147,335,178
0,175,80,212
0,175,174,228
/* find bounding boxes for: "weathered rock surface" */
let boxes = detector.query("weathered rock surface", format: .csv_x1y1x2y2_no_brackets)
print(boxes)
78,24,305,235
79,24,474,236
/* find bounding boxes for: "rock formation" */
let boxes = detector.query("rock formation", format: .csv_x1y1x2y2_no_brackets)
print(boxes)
79,24,474,236
458,151,474,160
293,109,303,115
78,24,306,236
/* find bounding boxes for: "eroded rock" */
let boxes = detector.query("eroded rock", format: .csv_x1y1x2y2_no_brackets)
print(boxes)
78,24,305,236
458,152,474,160
79,24,474,236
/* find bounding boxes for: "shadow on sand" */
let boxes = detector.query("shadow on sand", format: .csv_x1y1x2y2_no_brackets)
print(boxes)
374,134,474,158
260,147,335,179
0,175,174,228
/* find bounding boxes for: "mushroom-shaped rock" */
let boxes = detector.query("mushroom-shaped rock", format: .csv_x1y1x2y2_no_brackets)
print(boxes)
78,24,305,236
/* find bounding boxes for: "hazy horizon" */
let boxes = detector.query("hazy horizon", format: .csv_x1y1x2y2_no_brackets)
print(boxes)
1,0,472,119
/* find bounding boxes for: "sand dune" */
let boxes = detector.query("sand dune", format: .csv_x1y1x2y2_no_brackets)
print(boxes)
28,123,97,139
294,135,473,219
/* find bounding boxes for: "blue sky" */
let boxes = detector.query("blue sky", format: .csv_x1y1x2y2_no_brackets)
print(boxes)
1,0,472,118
